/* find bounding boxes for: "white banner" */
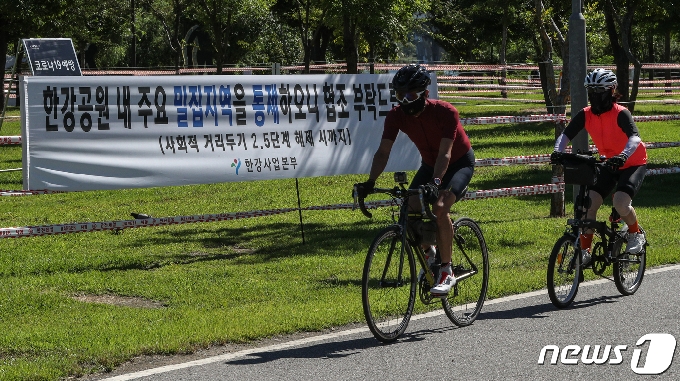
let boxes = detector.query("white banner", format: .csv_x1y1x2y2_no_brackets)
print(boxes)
22,74,437,191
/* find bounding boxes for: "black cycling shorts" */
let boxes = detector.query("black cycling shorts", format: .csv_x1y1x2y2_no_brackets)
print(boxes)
591,164,646,199
409,149,475,201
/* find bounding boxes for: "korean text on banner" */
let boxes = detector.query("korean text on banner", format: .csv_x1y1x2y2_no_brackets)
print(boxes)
21,74,438,191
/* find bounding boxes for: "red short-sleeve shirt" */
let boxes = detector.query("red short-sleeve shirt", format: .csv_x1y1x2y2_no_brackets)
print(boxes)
382,99,471,167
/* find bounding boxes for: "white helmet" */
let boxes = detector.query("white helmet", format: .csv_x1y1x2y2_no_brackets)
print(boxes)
584,68,617,90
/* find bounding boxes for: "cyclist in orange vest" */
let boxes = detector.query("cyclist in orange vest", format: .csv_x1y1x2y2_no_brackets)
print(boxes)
552,68,647,264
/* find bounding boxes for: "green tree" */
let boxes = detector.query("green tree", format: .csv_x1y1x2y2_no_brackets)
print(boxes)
601,0,644,112
62,0,132,68
533,0,570,114
359,0,427,69
193,0,271,73
241,11,304,65
532,0,571,217
271,0,332,72
427,0,535,63
1,0,66,109
325,0,428,73
139,0,193,71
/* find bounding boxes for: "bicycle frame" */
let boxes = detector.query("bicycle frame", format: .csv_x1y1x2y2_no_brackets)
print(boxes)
565,163,633,270
358,173,489,340
548,152,646,308
355,182,478,291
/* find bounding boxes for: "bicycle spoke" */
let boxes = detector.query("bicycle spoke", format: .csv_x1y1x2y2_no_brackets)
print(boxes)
442,218,488,327
547,235,580,308
614,227,646,295
362,226,416,342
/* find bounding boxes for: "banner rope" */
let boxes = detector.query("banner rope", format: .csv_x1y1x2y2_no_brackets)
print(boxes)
2,164,679,238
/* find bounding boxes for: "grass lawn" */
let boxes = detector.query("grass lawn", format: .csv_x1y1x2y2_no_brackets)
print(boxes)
0,91,679,381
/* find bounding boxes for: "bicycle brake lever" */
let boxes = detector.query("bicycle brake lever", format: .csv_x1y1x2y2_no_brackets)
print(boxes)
353,185,372,218
417,187,438,221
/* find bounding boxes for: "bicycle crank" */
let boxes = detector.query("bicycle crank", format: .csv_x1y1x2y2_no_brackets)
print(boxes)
418,276,436,304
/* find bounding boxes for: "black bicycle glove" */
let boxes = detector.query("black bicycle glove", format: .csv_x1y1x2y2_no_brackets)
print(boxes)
421,183,439,204
550,151,564,164
354,180,375,199
605,153,627,171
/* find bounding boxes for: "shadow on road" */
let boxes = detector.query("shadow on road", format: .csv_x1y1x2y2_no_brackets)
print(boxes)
477,293,625,321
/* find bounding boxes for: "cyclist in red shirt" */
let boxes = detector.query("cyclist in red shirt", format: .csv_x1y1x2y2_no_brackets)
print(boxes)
355,64,475,296
552,68,647,264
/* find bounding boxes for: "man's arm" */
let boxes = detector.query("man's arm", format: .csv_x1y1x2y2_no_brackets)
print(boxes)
432,138,454,181
368,139,394,181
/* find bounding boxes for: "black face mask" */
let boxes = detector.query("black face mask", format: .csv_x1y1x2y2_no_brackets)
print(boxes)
401,96,426,115
588,91,614,115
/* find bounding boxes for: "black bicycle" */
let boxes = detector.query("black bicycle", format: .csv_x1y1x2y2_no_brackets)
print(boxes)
353,172,489,342
547,152,647,308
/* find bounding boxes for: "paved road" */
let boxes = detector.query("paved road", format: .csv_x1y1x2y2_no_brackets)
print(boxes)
98,264,680,381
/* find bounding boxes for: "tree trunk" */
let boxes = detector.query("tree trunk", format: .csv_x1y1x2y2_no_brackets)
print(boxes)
664,29,671,92
646,32,653,82
533,0,565,217
499,16,508,99
0,33,8,111
342,0,358,74
618,2,641,113
603,2,630,106
302,0,311,74
551,121,566,217
311,25,331,66
173,10,182,73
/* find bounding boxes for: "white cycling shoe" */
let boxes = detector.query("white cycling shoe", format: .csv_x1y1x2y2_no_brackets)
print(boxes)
626,231,646,254
430,264,456,296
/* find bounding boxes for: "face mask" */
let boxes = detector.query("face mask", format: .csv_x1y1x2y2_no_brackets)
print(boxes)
588,90,614,115
401,96,426,115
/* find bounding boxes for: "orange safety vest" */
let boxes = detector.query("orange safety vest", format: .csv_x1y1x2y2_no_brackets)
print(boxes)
584,103,647,169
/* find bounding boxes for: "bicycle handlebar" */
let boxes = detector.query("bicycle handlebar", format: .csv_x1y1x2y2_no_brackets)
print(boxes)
553,151,598,164
554,151,618,173
352,185,438,221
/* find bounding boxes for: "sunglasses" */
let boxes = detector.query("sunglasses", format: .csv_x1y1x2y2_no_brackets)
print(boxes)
586,86,611,94
395,89,426,104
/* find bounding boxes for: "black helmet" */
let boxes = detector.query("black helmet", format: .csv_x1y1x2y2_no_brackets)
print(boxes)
392,64,431,92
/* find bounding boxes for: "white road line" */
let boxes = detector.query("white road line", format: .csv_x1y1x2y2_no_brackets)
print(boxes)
100,263,680,381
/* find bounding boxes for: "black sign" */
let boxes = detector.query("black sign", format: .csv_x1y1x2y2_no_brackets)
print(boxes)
22,38,82,76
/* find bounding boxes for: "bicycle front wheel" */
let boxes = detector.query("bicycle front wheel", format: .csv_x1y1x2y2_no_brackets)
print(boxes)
547,234,581,308
362,225,417,343
442,217,489,327
614,227,646,295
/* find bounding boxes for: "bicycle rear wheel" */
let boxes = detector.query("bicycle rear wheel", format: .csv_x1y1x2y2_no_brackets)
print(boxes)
614,227,646,295
442,217,489,327
547,234,581,308
362,225,417,343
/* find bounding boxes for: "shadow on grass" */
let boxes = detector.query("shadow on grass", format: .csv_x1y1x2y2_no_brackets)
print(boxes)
72,219,381,274
466,121,556,141
470,166,553,191
91,170,679,276
599,173,680,209
472,138,554,154
3,171,676,278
